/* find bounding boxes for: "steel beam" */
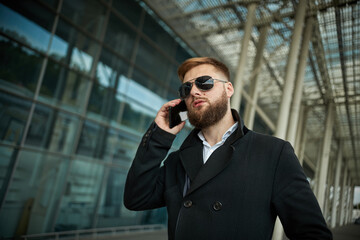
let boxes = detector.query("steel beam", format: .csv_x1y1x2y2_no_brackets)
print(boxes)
231,3,256,111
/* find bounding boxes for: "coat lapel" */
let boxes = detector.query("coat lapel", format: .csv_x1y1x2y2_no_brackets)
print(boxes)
179,144,203,182
179,109,246,196
185,144,234,196
179,130,204,182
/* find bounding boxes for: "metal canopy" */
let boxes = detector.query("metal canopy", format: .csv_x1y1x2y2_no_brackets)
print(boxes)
144,0,360,185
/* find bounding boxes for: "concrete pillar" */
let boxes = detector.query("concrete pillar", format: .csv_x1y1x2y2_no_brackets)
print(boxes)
286,17,314,146
316,102,335,212
272,2,307,240
231,3,256,111
331,142,343,228
244,25,269,129
339,166,348,226
274,0,307,140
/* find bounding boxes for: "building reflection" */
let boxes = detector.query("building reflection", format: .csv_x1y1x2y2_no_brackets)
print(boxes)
0,0,193,237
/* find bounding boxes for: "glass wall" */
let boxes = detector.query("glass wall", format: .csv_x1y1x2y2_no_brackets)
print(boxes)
0,0,193,237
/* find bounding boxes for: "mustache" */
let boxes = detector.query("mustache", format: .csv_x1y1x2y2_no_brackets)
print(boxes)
192,97,209,103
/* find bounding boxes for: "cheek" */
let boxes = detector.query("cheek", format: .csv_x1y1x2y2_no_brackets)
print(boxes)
185,98,192,108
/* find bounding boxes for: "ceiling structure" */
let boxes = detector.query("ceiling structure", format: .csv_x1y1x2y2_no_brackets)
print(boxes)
143,0,360,185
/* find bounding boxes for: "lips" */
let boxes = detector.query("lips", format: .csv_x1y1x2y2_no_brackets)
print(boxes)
193,99,207,108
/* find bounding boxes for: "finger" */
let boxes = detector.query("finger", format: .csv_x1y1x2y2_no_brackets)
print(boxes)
159,99,183,116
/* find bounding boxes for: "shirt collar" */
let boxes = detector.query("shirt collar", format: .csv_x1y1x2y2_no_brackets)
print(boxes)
197,121,239,146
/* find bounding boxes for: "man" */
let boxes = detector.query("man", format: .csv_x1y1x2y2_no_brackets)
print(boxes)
124,57,332,239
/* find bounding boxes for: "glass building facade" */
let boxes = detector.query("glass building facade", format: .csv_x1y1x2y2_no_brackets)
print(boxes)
0,0,194,237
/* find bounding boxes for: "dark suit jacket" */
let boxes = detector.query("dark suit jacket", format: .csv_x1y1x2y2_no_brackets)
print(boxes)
124,110,332,240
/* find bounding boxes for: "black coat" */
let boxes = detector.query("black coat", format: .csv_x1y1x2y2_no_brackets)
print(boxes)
124,110,332,240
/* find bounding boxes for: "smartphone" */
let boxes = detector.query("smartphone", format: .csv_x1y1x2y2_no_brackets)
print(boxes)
169,100,188,128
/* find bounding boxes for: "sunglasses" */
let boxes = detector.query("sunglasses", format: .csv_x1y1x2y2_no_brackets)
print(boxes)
178,75,228,99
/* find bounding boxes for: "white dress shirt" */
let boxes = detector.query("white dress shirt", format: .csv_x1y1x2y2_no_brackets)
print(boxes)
197,121,239,164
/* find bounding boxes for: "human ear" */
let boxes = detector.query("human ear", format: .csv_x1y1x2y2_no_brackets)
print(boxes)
226,82,234,98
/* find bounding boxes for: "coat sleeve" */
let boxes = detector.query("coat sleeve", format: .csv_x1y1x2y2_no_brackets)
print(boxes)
123,123,176,211
272,141,333,239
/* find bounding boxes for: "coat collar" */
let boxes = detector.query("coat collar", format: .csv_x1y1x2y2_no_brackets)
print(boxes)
179,109,245,150
179,109,247,196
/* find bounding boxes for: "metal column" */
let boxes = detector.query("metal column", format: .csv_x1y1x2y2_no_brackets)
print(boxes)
316,102,335,212
297,107,308,165
231,3,256,111
345,179,352,224
286,17,313,146
339,166,348,226
348,184,355,223
294,105,305,155
274,0,307,140
331,142,343,228
324,160,334,222
243,25,269,128
272,2,307,239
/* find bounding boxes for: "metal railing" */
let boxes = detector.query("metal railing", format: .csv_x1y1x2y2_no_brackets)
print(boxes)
21,224,167,240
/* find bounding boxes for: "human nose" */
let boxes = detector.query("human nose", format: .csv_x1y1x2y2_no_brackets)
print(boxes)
189,82,201,97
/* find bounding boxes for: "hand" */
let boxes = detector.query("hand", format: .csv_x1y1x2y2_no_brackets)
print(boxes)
155,99,186,135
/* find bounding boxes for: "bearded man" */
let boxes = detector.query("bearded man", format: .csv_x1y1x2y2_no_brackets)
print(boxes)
124,57,332,240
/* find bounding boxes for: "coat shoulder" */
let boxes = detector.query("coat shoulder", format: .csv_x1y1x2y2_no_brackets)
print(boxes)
244,130,288,151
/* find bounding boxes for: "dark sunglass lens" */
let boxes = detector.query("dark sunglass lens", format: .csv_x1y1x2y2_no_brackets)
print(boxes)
178,82,192,98
195,76,213,91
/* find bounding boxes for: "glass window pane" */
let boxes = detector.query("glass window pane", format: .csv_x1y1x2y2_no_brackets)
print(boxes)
142,13,177,57
0,37,44,97
0,150,69,236
96,48,129,89
131,69,167,103
102,128,139,165
76,120,106,159
87,50,130,121
0,92,31,145
37,0,59,9
112,1,142,27
87,83,120,121
25,104,80,154
121,100,157,134
95,168,138,227
117,74,166,133
39,59,91,113
61,0,107,39
0,1,54,53
0,146,16,199
103,13,136,58
166,65,181,100
135,39,172,81
175,44,193,63
49,19,100,74
55,159,104,231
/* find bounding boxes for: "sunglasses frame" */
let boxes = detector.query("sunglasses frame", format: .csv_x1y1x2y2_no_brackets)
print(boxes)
178,75,228,99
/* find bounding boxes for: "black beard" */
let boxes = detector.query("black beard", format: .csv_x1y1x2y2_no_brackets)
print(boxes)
187,90,228,129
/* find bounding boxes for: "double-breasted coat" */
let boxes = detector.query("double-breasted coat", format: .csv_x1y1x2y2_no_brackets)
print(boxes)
124,110,332,240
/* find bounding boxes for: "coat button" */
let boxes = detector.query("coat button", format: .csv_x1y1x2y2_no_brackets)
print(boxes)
183,200,192,208
213,201,222,211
